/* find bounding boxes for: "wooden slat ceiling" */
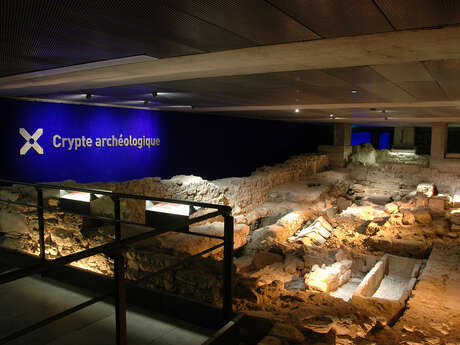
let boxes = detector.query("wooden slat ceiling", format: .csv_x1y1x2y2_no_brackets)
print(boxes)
2,0,460,77
2,0,460,124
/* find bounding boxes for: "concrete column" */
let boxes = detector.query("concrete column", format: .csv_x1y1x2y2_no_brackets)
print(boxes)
430,123,447,160
318,123,352,168
334,123,352,146
393,127,415,149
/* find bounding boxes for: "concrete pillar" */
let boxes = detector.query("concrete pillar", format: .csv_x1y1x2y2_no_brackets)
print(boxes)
393,127,415,149
334,123,352,146
430,123,447,160
318,124,352,168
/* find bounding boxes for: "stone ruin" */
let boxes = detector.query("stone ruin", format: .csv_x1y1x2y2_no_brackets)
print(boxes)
1,152,460,344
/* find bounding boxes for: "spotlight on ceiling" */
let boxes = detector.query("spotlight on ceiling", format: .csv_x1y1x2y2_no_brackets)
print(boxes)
152,91,158,98
86,93,92,100
295,108,300,113
352,90,359,94
329,114,336,119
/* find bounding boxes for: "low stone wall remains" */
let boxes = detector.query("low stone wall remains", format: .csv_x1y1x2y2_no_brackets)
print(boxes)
0,153,328,304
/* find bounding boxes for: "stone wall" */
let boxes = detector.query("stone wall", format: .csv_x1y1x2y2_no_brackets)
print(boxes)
350,143,429,167
349,163,460,195
0,153,328,304
98,153,328,225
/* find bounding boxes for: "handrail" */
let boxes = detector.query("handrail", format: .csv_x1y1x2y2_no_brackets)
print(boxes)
0,179,234,345
0,179,232,212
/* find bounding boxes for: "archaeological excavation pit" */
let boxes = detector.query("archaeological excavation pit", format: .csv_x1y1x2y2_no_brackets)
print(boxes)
2,143,460,345
2,7,460,343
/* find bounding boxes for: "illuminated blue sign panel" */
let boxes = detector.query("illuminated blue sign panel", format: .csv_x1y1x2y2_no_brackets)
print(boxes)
0,99,163,182
0,98,334,183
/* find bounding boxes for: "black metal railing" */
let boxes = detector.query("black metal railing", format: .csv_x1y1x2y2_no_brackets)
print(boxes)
0,179,234,345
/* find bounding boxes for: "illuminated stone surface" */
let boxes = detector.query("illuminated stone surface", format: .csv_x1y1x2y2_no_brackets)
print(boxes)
304,260,352,293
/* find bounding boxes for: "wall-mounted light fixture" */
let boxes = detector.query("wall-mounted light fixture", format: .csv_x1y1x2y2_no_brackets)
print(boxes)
59,190,106,215
145,201,200,228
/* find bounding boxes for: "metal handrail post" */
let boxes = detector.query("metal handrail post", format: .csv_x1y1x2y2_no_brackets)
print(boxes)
222,214,234,322
112,196,127,345
113,196,121,240
114,254,127,345
36,188,45,263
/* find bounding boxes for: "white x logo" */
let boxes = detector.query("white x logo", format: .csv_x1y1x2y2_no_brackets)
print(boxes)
19,128,44,155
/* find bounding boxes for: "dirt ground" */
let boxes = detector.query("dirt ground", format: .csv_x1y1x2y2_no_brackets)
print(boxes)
232,165,460,345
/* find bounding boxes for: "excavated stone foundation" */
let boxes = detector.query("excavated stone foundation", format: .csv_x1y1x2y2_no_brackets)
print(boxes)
1,153,460,344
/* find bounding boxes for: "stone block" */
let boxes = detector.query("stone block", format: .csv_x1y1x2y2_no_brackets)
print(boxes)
401,209,416,225
413,207,432,224
0,190,19,202
305,260,352,292
416,183,437,197
269,323,305,343
252,251,283,269
414,195,428,208
337,196,352,213
284,254,304,274
449,210,460,225
428,197,447,213
451,224,460,232
0,210,29,234
384,203,398,214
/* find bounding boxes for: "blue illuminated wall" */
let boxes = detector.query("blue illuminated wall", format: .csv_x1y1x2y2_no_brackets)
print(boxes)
378,132,391,149
351,131,371,146
0,98,333,182
351,126,392,150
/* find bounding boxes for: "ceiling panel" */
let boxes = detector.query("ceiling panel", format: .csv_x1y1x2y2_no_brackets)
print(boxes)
95,0,253,52
389,107,460,116
423,60,460,81
358,82,415,101
325,66,389,84
165,0,319,44
279,70,351,87
267,0,393,38
0,0,256,77
437,80,460,100
370,62,433,82
374,0,460,29
396,81,448,101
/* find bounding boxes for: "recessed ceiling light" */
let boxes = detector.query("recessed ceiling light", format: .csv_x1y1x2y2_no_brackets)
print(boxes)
329,114,335,119
295,108,300,113
352,90,359,94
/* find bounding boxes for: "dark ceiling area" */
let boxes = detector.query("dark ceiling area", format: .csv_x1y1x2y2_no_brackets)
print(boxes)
2,0,460,124
2,0,460,77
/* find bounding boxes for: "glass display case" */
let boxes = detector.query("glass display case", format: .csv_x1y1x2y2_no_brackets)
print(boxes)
145,200,199,229
59,190,105,215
